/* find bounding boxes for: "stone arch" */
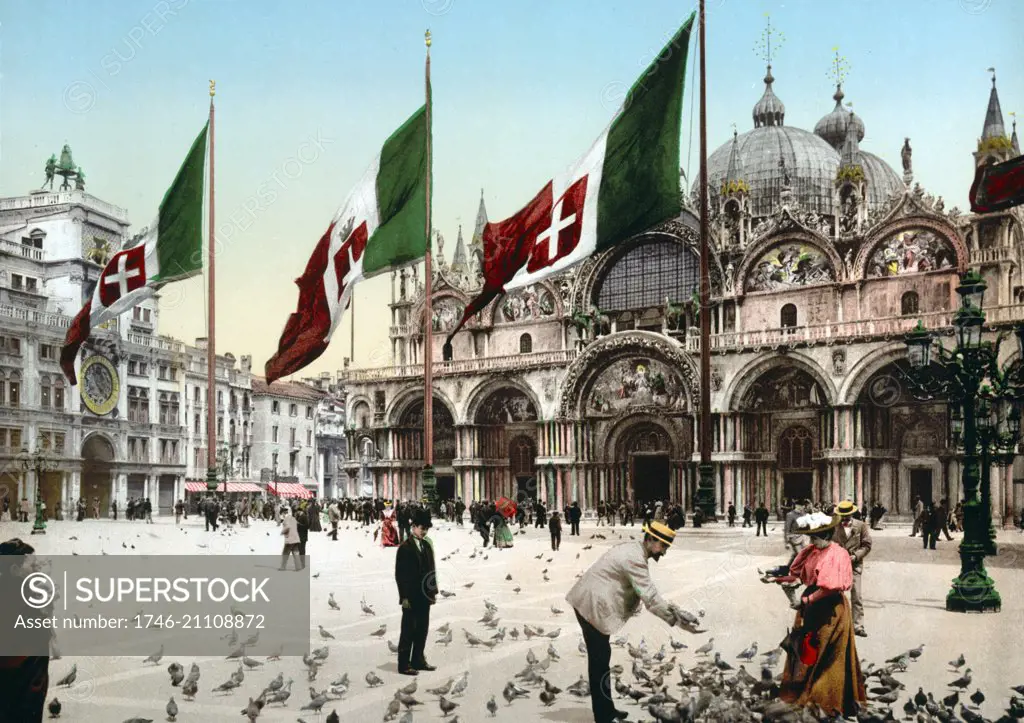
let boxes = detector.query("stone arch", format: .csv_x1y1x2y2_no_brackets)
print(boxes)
348,396,373,429
601,413,684,464
388,388,458,427
569,219,722,315
557,331,698,419
81,432,116,462
855,217,967,279
838,343,910,405
735,230,843,294
465,379,542,426
723,352,836,411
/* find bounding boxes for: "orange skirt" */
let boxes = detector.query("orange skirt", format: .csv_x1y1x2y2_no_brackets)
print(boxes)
780,593,866,717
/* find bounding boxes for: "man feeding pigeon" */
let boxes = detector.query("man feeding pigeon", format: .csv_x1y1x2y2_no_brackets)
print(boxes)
565,521,698,723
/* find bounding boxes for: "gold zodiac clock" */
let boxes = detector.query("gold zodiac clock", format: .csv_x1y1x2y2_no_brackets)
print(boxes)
80,355,120,416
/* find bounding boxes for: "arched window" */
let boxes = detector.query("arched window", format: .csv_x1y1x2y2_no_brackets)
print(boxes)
519,333,532,354
778,426,813,469
53,378,65,411
596,240,700,312
40,375,52,409
442,343,454,362
901,291,919,316
780,304,798,329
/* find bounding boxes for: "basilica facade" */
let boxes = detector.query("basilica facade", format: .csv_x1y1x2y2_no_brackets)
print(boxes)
340,69,1024,523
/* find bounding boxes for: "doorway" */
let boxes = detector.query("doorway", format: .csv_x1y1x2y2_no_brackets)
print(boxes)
516,476,536,503
38,471,63,512
632,454,670,503
81,434,114,518
158,476,175,514
783,472,813,501
436,475,455,501
910,468,933,505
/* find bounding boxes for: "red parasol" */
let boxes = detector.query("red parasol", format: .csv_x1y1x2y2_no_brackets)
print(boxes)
495,496,517,519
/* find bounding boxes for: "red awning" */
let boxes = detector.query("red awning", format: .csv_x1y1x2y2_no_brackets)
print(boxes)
184,481,264,493
268,482,314,499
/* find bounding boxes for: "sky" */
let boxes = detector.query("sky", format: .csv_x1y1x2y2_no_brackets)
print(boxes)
2,0,1022,380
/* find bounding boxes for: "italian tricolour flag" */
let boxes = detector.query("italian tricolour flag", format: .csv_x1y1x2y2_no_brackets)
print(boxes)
447,13,695,342
61,123,209,385
265,104,429,383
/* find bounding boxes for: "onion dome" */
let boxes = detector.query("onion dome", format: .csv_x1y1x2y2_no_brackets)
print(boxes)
752,65,785,128
814,85,865,150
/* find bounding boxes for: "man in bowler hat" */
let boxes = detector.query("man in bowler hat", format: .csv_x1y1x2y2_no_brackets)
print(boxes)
395,508,437,675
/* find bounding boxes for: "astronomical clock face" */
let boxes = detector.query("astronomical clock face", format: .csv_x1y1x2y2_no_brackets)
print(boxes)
80,355,119,416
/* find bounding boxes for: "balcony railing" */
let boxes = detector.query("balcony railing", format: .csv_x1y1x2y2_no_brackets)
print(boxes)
0,190,128,221
0,239,44,261
338,349,579,383
127,333,184,353
970,247,1015,265
0,304,118,332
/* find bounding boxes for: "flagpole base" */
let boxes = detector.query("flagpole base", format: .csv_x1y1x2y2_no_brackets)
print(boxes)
694,462,718,523
421,465,437,513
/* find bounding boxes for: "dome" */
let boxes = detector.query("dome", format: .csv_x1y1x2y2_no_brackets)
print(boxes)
858,151,904,207
814,85,865,149
752,65,785,128
702,125,840,217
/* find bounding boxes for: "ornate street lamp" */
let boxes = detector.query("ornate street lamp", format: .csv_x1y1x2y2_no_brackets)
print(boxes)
19,446,58,535
901,269,1020,613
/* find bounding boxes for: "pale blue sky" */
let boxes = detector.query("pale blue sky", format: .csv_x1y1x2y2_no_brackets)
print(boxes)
2,0,1022,378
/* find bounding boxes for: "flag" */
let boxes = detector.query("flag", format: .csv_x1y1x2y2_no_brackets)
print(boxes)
446,14,695,343
61,123,208,384
970,154,1024,213
265,105,429,383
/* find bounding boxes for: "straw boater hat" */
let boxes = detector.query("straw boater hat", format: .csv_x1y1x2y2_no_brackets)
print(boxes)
795,511,840,535
836,500,858,517
642,520,676,546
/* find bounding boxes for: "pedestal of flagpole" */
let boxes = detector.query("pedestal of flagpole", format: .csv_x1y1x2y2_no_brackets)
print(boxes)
421,464,437,514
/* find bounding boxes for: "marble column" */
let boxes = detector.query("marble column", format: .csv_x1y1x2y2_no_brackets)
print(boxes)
1003,464,1015,528
70,470,81,503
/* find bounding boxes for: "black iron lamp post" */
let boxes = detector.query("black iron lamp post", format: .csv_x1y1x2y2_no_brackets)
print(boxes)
903,269,1021,613
19,446,58,535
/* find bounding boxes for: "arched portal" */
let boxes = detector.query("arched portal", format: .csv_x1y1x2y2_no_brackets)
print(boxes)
396,397,457,500
778,426,814,501
82,434,115,517
473,387,539,501
618,423,672,504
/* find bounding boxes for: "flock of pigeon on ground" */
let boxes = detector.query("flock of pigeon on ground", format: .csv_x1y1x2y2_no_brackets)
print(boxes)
34,522,1024,722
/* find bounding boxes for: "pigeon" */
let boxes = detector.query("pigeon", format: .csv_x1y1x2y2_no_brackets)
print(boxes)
942,690,959,708
949,668,973,690
325,711,339,723
328,593,339,610
396,692,422,709
370,624,387,637
970,688,985,707
383,698,401,721
566,677,590,697
439,695,459,716
181,678,198,700
713,653,733,671
737,642,758,660
695,638,714,655
438,629,453,646
399,678,418,696
165,696,178,721
242,656,264,669
318,625,335,640
427,678,454,696
486,695,498,716
670,638,687,651
450,672,469,697
539,689,557,706
387,640,399,654
551,605,563,615
56,665,77,687
365,671,384,687
301,693,329,712
47,698,61,718
949,653,966,670
143,645,164,665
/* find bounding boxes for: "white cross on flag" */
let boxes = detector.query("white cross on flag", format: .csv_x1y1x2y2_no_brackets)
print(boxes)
445,14,695,344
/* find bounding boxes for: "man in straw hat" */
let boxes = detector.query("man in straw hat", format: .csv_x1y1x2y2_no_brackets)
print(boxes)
566,520,700,723
833,500,871,637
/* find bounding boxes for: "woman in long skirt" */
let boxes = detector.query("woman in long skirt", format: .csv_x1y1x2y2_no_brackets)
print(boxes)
493,513,514,549
378,504,399,547
777,512,866,718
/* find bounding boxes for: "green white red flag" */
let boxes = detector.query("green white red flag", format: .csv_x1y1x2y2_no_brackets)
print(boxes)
61,123,209,384
265,104,430,384
446,13,695,344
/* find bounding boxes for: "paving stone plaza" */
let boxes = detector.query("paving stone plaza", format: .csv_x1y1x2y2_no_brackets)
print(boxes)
2,515,1022,722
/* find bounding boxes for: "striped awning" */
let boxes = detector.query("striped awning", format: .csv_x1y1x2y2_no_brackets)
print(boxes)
267,482,314,499
184,481,264,493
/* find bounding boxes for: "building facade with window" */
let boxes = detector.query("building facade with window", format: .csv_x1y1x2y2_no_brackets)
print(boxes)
249,377,325,496
0,167,191,515
339,73,1024,523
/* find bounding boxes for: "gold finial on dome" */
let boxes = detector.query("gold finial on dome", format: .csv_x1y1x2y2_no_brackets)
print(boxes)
753,13,784,67
425,29,432,48
209,80,216,98
828,46,850,90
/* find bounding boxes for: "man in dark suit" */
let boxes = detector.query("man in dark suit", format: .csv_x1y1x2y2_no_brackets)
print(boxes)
394,508,437,675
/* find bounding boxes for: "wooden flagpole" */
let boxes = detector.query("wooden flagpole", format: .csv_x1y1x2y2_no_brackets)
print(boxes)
422,30,436,506
205,80,221,496
695,0,717,520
